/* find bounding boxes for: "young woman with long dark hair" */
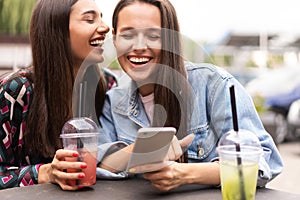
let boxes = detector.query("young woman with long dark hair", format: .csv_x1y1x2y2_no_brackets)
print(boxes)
0,0,116,190
97,0,283,192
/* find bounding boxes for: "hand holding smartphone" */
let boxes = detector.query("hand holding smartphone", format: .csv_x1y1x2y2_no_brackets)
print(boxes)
126,127,176,173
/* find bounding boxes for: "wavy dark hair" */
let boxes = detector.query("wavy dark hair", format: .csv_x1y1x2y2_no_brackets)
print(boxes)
25,0,106,159
113,0,191,162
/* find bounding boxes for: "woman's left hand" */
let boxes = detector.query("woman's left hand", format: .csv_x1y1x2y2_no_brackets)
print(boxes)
143,162,221,191
142,162,186,191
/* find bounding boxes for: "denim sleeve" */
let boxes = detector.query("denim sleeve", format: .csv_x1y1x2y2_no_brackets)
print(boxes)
96,167,128,179
97,95,129,179
99,95,118,142
96,141,129,179
234,81,283,186
96,135,129,179
210,75,283,187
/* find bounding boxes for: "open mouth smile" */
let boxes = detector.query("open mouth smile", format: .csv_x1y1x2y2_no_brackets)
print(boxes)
128,56,152,65
90,39,104,47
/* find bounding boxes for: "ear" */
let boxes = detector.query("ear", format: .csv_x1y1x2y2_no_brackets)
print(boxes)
112,28,116,46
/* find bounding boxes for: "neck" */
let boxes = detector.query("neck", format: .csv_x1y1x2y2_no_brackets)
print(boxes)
137,83,154,97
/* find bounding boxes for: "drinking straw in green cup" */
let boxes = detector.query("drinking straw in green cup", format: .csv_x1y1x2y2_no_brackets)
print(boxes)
229,85,246,200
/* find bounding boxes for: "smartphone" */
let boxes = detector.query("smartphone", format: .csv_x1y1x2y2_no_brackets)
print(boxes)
126,127,176,173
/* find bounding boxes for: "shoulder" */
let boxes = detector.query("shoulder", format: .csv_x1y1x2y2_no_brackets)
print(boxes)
106,73,132,94
0,69,34,99
104,74,135,107
184,62,237,98
184,61,233,80
0,69,33,124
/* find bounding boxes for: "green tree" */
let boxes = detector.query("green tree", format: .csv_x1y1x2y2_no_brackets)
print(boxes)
0,0,37,35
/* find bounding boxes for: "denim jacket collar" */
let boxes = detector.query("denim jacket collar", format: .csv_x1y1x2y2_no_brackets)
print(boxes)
114,79,150,127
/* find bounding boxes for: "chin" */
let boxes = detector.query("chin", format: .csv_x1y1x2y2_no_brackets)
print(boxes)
128,71,153,84
85,56,104,65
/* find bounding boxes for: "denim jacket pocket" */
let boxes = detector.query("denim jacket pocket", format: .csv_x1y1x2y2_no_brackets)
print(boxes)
188,124,217,161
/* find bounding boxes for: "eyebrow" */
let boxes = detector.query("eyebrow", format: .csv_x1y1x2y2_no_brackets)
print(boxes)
119,27,135,32
82,10,103,17
147,28,161,32
119,27,161,32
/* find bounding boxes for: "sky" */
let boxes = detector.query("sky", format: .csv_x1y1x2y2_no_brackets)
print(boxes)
96,0,300,43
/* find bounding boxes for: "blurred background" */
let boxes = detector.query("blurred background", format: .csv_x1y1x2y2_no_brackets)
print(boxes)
1,0,300,194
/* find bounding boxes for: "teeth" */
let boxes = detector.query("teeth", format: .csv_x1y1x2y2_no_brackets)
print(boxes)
90,39,104,46
129,57,150,63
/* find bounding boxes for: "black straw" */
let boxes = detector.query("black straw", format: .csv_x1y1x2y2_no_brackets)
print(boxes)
229,86,239,132
229,85,246,200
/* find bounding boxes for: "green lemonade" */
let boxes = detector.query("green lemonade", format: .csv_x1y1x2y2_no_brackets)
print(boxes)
220,161,259,200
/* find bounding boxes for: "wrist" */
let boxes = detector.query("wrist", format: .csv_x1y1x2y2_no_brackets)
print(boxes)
38,163,52,184
175,163,196,185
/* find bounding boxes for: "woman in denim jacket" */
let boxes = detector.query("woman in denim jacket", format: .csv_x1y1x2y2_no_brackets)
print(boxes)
97,0,283,191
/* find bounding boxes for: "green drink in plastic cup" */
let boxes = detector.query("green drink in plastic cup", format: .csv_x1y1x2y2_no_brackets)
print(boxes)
217,130,262,200
220,159,259,200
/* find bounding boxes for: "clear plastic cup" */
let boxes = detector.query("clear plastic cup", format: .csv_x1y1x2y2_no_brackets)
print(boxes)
217,129,262,200
60,117,99,187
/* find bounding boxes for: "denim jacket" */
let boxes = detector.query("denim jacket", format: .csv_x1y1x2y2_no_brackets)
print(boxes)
98,62,283,186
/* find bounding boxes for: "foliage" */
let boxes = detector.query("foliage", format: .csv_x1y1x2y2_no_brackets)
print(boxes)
251,94,267,114
204,54,233,66
108,59,121,70
245,59,259,68
267,54,284,68
0,0,37,35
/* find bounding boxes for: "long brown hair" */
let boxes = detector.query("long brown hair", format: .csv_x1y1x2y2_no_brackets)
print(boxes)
25,0,106,159
113,0,191,162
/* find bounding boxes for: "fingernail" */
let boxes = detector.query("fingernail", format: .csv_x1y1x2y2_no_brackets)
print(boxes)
129,168,136,173
78,185,84,189
72,152,79,157
78,174,85,178
80,164,87,169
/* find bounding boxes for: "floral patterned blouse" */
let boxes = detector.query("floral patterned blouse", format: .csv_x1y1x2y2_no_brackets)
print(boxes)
0,68,117,189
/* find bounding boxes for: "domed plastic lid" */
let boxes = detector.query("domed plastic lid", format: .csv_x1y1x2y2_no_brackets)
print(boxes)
61,117,99,134
218,129,262,149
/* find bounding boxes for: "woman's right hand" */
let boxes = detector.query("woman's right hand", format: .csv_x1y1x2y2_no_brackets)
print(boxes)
38,149,87,190
165,134,195,161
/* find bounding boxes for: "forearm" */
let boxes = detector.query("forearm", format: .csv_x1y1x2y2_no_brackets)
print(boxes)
181,162,220,186
99,144,134,173
0,164,43,189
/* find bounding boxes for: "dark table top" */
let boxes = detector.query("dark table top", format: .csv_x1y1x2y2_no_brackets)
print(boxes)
1,178,299,200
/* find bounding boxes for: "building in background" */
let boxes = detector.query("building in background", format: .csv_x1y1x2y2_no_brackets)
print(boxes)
0,0,36,73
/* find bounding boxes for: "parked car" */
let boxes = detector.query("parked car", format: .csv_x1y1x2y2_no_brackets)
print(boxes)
245,66,300,99
245,66,300,143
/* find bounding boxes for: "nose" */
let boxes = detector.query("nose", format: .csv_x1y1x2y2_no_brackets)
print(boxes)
97,21,110,35
133,33,147,51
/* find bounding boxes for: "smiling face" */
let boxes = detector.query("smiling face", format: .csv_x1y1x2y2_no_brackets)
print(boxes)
69,0,109,68
113,2,162,95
